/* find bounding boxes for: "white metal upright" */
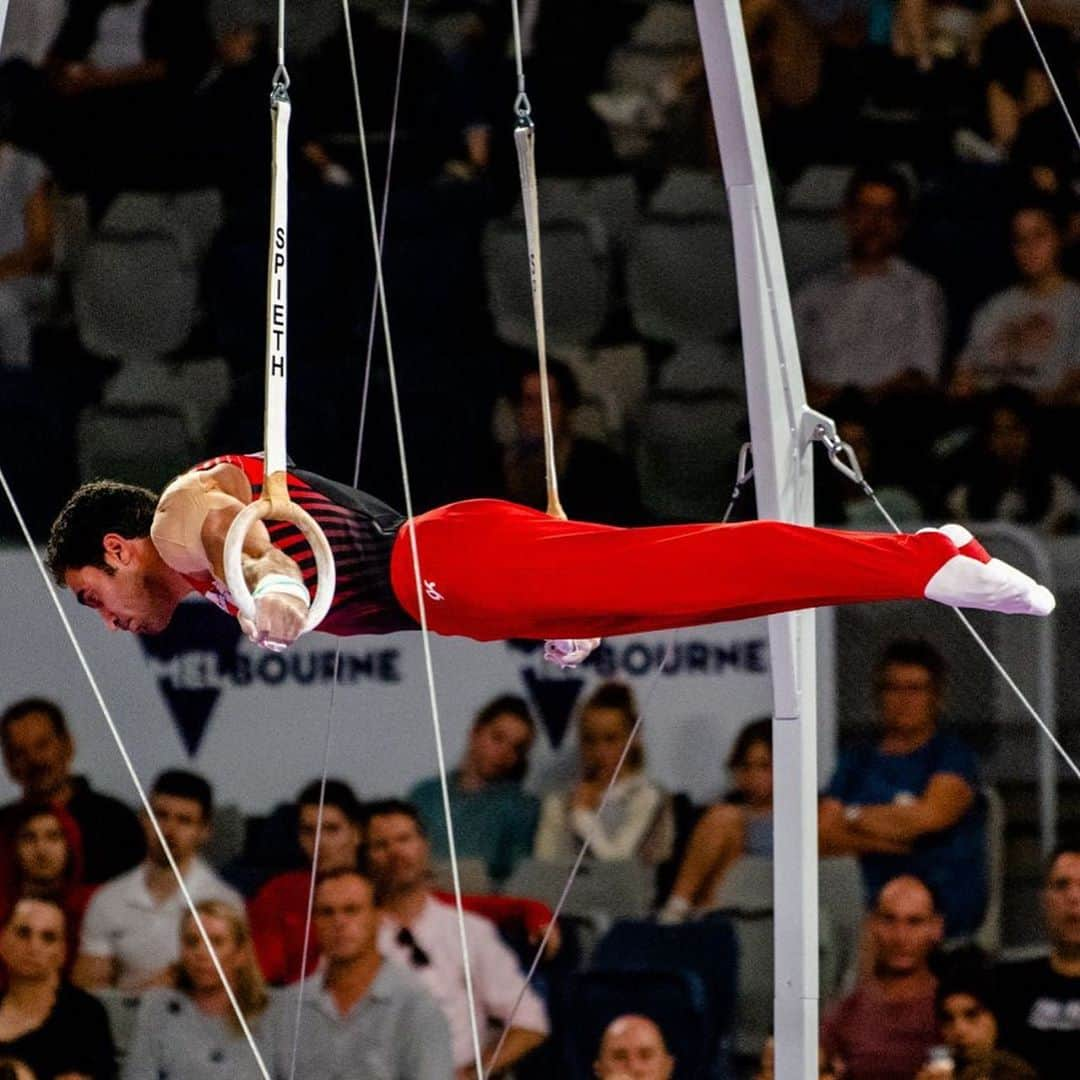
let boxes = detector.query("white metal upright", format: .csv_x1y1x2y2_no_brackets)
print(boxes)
693,1,820,1077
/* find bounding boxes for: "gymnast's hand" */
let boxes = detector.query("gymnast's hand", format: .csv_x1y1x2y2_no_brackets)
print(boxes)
239,574,311,651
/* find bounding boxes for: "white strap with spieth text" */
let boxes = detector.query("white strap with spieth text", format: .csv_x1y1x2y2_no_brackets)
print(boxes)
222,83,336,631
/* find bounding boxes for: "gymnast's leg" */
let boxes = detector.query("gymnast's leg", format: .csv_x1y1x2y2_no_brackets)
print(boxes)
388,499,1054,642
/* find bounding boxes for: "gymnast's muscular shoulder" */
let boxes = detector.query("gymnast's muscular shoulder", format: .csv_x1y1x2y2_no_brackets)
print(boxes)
150,463,255,578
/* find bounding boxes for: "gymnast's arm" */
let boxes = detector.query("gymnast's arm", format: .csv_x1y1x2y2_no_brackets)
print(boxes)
152,464,310,645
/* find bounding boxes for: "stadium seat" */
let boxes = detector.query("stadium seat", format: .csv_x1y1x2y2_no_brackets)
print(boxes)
77,404,195,491
503,858,654,929
72,235,198,362
483,219,611,351
627,216,739,342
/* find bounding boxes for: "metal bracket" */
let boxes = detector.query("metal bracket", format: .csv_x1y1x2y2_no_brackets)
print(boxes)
800,406,865,486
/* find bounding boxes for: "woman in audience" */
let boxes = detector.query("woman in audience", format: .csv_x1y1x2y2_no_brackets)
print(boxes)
914,956,1036,1080
535,681,673,865
410,693,539,883
0,897,115,1077
658,718,773,923
1,803,94,969
123,899,270,1080
944,386,1079,533
951,196,1080,405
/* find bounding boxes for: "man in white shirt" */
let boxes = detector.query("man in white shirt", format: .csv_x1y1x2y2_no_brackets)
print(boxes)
367,799,550,1079
793,165,946,406
73,768,241,991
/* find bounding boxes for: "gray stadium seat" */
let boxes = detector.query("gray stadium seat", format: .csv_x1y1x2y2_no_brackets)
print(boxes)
635,342,746,521
77,404,196,490
627,216,740,342
483,219,611,351
503,857,653,929
100,189,224,266
72,235,198,361
649,169,728,217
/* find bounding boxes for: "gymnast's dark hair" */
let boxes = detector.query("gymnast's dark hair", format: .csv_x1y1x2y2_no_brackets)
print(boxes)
47,480,158,584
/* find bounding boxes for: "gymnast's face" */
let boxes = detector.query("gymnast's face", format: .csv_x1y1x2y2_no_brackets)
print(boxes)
65,533,178,635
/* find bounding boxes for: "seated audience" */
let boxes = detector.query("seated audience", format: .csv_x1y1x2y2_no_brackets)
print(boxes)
915,953,1036,1080
367,800,549,1076
952,196,1080,405
0,698,144,885
535,681,674,865
74,770,242,991
2,803,94,968
0,0,215,194
0,142,52,373
814,392,925,526
658,717,773,923
0,897,115,1078
944,386,1079,533
978,12,1077,157
994,844,1080,1080
0,1060,33,1080
819,638,986,936
247,778,363,986
792,164,946,407
594,1013,675,1080
410,694,539,884
268,867,452,1080
822,874,942,1080
123,899,272,1080
501,359,641,526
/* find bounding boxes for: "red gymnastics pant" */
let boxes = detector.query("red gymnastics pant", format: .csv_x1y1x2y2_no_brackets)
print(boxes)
387,499,959,642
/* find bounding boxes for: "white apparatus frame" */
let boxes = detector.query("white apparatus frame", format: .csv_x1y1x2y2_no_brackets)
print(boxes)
693,1,821,1077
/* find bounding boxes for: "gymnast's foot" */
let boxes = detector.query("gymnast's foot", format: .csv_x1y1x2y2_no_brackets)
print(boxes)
921,524,1055,615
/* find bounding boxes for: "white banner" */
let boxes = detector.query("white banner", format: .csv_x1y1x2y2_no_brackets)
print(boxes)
0,548,835,813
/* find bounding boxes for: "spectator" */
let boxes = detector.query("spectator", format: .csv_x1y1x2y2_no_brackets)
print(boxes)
658,717,773,923
410,694,539,884
0,1060,33,1080
0,0,215,194
0,142,53,373
268,867,453,1080
915,954,1036,1080
978,11,1077,157
74,769,242,991
792,164,946,407
535,681,674,865
594,1013,675,1080
822,874,942,1080
0,897,116,1078
944,386,1079,533
819,638,986,936
2,803,95,970
367,800,549,1076
0,698,144,885
813,391,925,527
952,196,1080,404
247,778,364,985
994,844,1080,1080
501,359,641,526
123,899,272,1080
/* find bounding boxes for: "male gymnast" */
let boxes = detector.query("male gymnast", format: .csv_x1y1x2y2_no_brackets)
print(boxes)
46,453,1055,658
